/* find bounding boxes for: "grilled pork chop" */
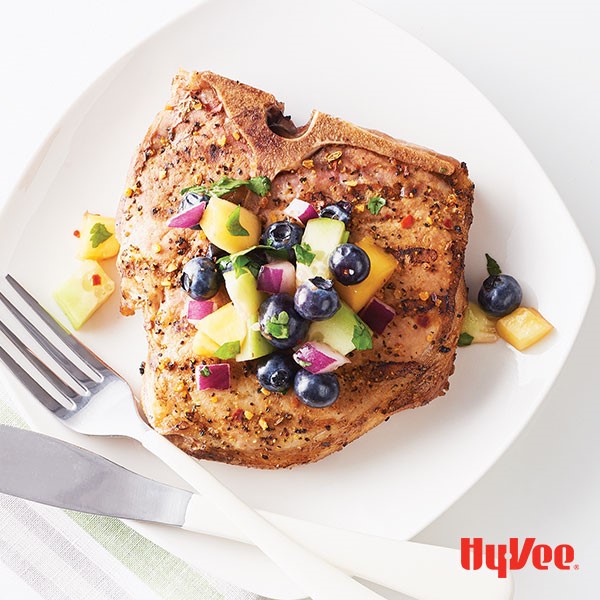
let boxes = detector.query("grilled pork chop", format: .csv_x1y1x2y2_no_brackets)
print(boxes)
116,70,474,468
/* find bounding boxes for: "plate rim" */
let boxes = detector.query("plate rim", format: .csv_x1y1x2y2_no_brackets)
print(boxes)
0,0,596,596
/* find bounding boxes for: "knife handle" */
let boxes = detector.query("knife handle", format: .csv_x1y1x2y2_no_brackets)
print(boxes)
140,427,387,600
183,495,514,600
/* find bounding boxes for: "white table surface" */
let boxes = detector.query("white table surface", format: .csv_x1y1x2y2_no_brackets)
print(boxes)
0,1,598,598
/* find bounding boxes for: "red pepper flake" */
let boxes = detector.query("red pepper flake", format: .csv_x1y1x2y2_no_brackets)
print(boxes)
401,215,415,229
232,408,244,422
73,230,81,238
443,218,453,229
91,274,102,286
416,315,430,328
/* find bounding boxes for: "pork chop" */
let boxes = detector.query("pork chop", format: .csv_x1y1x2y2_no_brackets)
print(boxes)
115,70,474,468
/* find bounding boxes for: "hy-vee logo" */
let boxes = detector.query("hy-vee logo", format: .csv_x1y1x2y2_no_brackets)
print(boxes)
461,538,577,578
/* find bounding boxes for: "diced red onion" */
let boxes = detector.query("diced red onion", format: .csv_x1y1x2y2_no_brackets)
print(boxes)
359,297,396,335
293,342,350,374
257,261,296,294
197,363,230,390
283,198,318,224
187,300,215,322
167,201,207,228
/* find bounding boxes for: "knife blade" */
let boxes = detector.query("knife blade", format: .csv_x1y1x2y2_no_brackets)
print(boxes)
0,424,191,525
0,424,512,600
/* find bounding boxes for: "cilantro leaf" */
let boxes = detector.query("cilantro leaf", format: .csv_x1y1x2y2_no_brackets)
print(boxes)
89,223,113,248
217,246,285,278
209,176,272,198
226,205,250,237
485,253,502,276
232,255,260,278
210,177,251,197
214,340,241,360
265,311,290,339
181,176,271,198
180,184,208,195
198,366,211,377
294,242,315,266
246,176,271,197
352,317,373,350
367,196,386,215
458,332,474,347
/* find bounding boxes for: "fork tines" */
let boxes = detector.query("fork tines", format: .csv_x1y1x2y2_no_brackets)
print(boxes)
0,276,107,415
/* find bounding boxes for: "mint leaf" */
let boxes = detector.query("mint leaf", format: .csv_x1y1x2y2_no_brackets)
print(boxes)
367,196,386,215
89,223,113,248
199,366,211,377
214,340,241,360
294,242,315,266
266,311,290,339
352,317,373,350
458,332,474,347
485,253,502,276
226,205,250,237
246,176,271,197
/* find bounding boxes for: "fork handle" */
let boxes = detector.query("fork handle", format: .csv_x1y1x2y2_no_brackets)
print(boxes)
184,494,514,600
139,427,386,600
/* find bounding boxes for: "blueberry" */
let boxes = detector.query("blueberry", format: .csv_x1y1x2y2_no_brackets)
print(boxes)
320,201,352,225
259,294,309,349
294,277,341,321
206,243,227,261
257,353,298,393
180,192,209,230
181,257,222,300
261,221,304,259
329,243,371,285
294,370,339,408
478,274,522,317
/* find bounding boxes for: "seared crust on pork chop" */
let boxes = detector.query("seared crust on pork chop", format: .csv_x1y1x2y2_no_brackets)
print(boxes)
116,70,474,468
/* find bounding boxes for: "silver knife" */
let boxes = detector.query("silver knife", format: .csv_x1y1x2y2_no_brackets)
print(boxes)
0,425,511,600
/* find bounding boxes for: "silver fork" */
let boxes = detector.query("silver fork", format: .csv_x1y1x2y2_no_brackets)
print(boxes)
0,274,387,600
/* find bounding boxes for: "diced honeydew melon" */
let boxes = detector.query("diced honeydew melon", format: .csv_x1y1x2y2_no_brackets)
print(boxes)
335,236,398,312
223,269,266,319
200,196,261,253
53,260,115,330
308,302,368,355
296,218,347,284
236,319,274,361
461,301,498,343
77,212,120,260
496,307,554,351
195,302,247,346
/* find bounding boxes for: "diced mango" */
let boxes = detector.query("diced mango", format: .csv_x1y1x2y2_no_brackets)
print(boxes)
53,260,115,329
461,301,498,344
192,331,219,357
335,237,398,312
195,302,247,346
77,212,120,260
496,307,554,351
199,196,261,253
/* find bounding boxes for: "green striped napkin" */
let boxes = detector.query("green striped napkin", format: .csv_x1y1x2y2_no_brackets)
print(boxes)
0,381,261,600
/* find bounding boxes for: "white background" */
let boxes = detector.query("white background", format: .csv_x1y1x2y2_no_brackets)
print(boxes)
0,0,598,598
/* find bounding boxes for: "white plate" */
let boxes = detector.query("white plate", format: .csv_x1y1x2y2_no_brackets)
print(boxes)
0,0,595,597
